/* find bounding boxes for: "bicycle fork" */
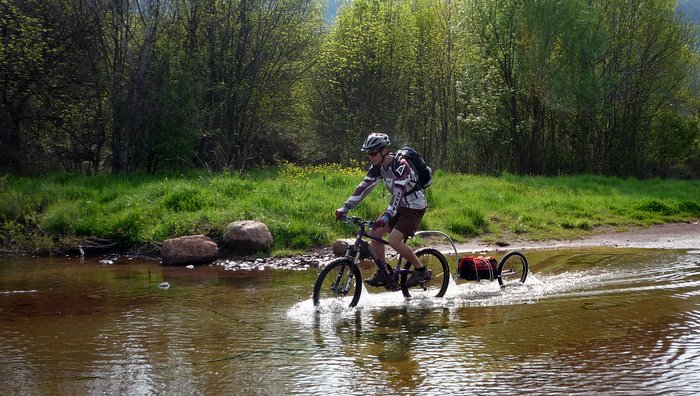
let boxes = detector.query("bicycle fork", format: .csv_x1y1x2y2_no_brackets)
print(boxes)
330,263,355,295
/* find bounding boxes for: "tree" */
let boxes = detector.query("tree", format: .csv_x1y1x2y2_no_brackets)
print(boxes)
454,0,699,176
0,0,50,172
311,0,462,168
311,0,416,162
409,0,461,169
91,0,166,174
191,0,323,172
596,0,697,176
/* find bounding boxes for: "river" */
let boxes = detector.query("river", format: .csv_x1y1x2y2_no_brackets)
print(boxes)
1,247,699,395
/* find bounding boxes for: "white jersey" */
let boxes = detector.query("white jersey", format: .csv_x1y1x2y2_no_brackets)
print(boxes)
343,154,427,218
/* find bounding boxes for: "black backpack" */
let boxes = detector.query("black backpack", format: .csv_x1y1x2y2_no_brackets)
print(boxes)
392,147,432,193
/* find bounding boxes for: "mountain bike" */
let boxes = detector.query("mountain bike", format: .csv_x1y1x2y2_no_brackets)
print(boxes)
312,216,450,308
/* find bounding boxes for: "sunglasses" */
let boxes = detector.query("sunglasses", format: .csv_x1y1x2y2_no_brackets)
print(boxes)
367,151,381,157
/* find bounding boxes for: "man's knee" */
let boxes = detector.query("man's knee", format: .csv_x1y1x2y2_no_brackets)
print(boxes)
388,230,405,248
370,227,388,238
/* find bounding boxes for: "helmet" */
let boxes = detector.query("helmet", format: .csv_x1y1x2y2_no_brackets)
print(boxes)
361,133,391,152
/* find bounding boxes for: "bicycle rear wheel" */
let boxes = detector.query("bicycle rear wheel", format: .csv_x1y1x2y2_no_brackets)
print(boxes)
497,251,528,287
401,248,450,299
313,258,362,308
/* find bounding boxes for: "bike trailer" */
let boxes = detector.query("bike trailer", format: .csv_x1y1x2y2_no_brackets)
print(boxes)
458,255,497,281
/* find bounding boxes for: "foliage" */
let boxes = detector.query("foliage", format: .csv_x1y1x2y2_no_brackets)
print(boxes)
0,0,699,179
453,0,700,177
1,0,324,175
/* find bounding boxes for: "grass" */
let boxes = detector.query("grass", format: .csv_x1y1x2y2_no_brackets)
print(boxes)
1,169,699,256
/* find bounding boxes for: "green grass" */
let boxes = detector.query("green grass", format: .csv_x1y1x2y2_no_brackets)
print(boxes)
1,169,699,255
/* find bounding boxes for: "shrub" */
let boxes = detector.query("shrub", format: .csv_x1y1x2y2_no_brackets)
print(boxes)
678,201,700,216
637,200,676,215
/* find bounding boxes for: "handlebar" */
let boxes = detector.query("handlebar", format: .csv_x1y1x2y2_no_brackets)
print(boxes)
339,215,374,229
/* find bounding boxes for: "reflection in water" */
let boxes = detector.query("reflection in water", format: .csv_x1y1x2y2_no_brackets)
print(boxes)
1,248,699,394
290,249,700,394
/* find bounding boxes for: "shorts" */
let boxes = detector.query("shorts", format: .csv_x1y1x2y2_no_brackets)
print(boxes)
388,207,426,237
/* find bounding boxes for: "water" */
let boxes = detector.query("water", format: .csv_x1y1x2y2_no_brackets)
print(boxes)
1,248,699,395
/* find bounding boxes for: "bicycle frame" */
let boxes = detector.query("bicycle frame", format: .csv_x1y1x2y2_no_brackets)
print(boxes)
313,215,453,307
344,218,411,291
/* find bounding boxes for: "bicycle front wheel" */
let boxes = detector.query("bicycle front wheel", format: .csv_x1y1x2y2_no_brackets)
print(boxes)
497,251,528,287
313,258,362,308
401,248,450,299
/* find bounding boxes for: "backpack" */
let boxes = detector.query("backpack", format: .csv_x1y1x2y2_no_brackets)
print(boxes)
392,146,432,193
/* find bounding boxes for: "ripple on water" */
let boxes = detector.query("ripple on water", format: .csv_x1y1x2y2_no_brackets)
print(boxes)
3,251,700,394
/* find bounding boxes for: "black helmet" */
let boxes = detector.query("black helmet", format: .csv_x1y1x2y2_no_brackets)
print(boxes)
361,133,391,152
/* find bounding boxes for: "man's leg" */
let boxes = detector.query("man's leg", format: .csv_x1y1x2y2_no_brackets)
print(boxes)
370,226,390,263
391,229,431,287
388,208,430,287
387,207,426,268
365,226,392,287
388,228,423,269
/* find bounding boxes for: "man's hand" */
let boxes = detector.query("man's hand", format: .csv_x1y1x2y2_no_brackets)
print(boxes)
335,206,349,220
373,213,391,229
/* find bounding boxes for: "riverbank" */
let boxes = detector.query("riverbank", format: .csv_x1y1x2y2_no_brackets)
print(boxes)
215,220,700,271
2,170,699,258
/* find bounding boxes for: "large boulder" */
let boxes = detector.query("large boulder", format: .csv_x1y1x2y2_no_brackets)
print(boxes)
162,235,219,265
223,220,273,255
332,239,372,259
332,240,349,256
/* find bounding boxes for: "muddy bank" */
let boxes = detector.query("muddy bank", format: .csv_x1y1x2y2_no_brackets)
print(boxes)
215,220,700,271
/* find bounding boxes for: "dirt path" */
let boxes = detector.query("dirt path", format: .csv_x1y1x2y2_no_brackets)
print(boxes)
450,220,700,253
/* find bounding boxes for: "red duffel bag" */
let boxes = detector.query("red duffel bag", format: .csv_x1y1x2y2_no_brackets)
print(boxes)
458,255,497,280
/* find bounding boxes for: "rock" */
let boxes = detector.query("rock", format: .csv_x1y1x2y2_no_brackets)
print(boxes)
222,220,273,255
162,235,219,265
332,240,349,256
332,239,371,259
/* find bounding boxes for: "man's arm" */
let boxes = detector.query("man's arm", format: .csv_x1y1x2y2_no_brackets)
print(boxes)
343,165,381,210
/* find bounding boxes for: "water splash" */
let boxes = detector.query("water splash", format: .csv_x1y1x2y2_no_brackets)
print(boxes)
289,254,700,325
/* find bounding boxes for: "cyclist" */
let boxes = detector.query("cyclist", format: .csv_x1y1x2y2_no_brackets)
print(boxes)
335,132,430,288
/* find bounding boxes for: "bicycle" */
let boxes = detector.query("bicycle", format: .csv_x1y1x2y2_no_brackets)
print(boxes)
313,215,450,308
